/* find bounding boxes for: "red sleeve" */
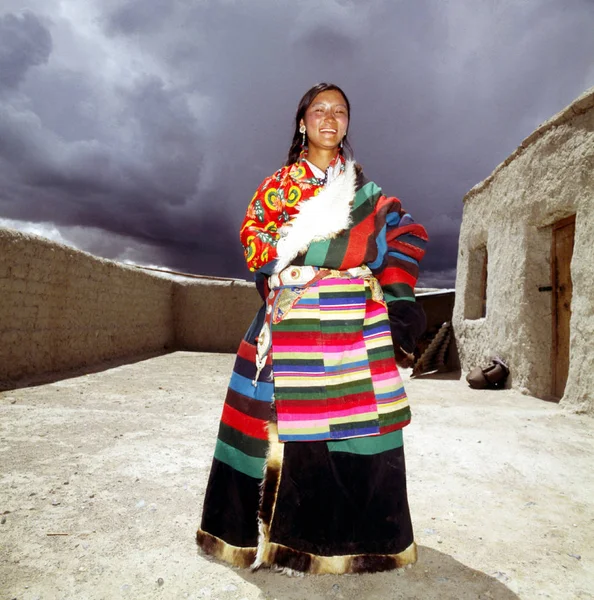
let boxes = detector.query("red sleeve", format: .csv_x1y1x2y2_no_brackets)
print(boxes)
239,170,288,272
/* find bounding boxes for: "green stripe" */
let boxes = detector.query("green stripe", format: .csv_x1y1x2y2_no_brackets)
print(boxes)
304,238,330,265
350,197,377,225
384,292,415,303
367,347,395,361
273,358,325,366
354,181,381,210
275,387,327,399
320,322,364,333
213,439,265,479
324,235,348,268
382,283,415,302
325,379,374,397
274,320,321,332
327,429,403,455
319,290,362,299
379,407,411,427
276,379,374,399
218,422,268,458
330,418,379,433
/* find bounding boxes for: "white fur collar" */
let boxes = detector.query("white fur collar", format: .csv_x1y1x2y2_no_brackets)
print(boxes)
274,160,356,273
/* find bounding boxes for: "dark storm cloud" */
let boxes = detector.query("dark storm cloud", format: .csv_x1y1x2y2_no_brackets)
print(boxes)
0,11,52,90
1,0,594,284
106,0,172,36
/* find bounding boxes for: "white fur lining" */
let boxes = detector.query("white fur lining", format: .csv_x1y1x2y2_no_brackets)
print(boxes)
273,160,356,273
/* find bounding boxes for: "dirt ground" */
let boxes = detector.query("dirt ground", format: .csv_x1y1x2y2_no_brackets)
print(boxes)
1,351,593,600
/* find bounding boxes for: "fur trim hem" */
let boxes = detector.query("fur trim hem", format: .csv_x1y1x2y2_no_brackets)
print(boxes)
256,540,418,575
197,529,417,575
274,161,356,273
252,421,285,569
250,421,417,574
199,418,417,576
196,529,256,569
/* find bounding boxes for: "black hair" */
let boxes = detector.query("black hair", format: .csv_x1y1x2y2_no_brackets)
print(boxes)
285,82,353,166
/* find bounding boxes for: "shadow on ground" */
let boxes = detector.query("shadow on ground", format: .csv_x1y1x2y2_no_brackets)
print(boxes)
0,349,172,391
410,369,462,381
237,546,519,600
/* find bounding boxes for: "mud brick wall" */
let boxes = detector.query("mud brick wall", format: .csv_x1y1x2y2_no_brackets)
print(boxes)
0,229,174,383
1,226,457,390
173,279,262,354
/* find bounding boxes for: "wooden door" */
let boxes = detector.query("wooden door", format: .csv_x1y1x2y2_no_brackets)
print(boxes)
551,215,575,399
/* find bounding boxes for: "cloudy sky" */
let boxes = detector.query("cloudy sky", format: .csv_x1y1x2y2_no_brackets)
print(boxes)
1,0,593,286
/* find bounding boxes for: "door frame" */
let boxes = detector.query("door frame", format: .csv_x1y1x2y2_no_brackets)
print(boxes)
550,214,576,399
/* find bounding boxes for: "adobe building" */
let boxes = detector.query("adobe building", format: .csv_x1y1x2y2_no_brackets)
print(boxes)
453,86,594,413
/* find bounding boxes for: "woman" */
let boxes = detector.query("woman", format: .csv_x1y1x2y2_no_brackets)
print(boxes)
197,83,428,575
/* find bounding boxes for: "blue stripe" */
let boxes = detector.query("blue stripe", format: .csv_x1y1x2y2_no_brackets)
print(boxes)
398,233,426,248
327,429,404,455
330,425,380,439
279,431,331,442
386,212,401,226
229,372,274,402
320,296,365,306
387,250,419,265
376,388,406,401
274,365,325,374
365,323,390,337
326,359,368,372
367,223,387,269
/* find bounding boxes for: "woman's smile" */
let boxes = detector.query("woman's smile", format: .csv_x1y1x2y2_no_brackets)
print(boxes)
300,89,349,156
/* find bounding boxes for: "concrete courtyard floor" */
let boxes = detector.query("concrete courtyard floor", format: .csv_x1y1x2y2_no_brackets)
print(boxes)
1,351,593,600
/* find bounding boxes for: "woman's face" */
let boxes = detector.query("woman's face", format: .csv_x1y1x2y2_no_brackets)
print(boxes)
300,89,349,153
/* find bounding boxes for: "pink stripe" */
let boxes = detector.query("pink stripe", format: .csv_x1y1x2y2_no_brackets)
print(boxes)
320,278,364,287
321,303,366,310
373,372,403,384
364,332,392,342
273,344,321,352
329,405,377,418
275,372,325,379
280,404,377,422
276,365,368,379
323,348,367,360
321,343,366,353
328,365,369,376
377,392,407,404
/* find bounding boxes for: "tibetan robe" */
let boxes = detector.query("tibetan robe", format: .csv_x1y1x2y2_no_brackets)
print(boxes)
197,155,428,575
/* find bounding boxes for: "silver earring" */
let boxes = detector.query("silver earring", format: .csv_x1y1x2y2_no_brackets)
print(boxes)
340,138,343,149
299,124,306,147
